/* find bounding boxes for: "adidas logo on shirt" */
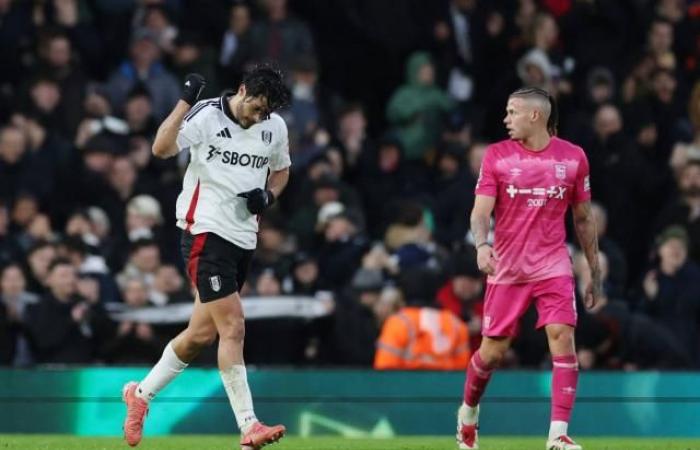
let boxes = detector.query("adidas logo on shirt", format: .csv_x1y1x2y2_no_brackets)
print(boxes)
216,128,232,138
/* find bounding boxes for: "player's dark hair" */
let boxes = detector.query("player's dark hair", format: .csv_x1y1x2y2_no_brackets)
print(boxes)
510,87,559,136
241,64,291,115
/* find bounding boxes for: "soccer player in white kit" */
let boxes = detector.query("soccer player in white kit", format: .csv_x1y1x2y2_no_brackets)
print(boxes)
122,66,291,449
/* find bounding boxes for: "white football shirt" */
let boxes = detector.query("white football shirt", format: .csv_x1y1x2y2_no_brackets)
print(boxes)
174,95,291,249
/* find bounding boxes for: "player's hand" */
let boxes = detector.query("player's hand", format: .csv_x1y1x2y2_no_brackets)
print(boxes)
476,245,499,275
237,188,275,214
584,273,603,310
181,73,206,106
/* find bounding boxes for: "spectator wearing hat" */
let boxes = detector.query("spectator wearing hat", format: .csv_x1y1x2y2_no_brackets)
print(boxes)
56,236,119,304
641,225,700,366
386,51,454,161
79,133,122,176
252,268,282,296
170,32,219,97
317,207,369,290
516,48,554,91
288,172,360,249
282,252,323,296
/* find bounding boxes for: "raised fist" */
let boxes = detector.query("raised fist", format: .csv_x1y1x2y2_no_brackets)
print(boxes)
181,73,206,106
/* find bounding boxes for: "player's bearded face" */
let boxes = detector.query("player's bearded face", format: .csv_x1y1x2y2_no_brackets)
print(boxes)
237,95,270,129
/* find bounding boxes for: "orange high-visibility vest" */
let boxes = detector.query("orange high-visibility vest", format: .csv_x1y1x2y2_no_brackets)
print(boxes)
374,306,471,370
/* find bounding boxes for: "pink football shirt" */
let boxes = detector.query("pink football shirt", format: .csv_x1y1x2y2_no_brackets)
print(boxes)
475,137,591,284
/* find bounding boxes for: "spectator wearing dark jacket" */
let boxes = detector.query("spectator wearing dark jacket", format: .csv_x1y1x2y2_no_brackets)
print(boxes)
24,258,114,364
641,226,700,367
653,160,700,264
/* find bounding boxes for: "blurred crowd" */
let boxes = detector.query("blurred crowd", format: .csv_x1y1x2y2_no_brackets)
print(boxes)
1,0,700,370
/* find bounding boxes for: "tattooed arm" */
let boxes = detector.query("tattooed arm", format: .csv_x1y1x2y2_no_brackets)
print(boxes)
572,200,602,309
471,195,498,275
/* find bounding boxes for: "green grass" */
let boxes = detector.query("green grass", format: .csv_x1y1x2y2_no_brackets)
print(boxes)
0,435,699,450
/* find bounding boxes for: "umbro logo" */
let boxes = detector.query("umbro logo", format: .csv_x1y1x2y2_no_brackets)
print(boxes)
216,128,232,138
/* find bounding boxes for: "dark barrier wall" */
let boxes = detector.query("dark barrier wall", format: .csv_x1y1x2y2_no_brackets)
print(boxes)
0,369,698,436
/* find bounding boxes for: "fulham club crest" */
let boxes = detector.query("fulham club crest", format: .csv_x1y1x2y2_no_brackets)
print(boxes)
209,275,221,292
554,164,567,180
261,130,272,145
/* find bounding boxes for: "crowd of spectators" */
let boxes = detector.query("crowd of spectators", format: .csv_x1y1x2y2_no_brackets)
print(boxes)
1,0,700,370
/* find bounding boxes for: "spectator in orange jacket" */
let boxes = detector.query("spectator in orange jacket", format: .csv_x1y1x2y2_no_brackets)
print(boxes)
374,279,470,370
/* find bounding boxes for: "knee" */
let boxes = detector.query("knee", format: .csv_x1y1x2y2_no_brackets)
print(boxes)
548,326,576,353
218,317,245,344
479,346,508,368
187,327,218,348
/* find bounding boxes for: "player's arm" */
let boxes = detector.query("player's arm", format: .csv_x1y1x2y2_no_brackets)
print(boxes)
237,168,289,215
572,200,602,309
471,195,498,275
266,167,290,200
152,74,206,159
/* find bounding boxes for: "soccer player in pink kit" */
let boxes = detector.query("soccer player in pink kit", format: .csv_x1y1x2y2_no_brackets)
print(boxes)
456,87,601,450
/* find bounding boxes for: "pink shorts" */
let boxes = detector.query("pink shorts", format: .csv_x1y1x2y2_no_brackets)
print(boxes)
482,276,576,337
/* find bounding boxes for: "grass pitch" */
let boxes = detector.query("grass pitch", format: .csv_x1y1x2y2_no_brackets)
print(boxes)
0,435,699,450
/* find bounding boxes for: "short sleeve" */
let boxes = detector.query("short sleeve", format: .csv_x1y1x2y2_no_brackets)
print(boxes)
573,149,591,204
269,116,291,171
176,105,206,151
474,146,498,197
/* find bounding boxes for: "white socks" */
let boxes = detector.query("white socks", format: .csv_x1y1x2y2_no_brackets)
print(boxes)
137,342,188,401
220,364,258,432
548,420,568,441
459,402,479,425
